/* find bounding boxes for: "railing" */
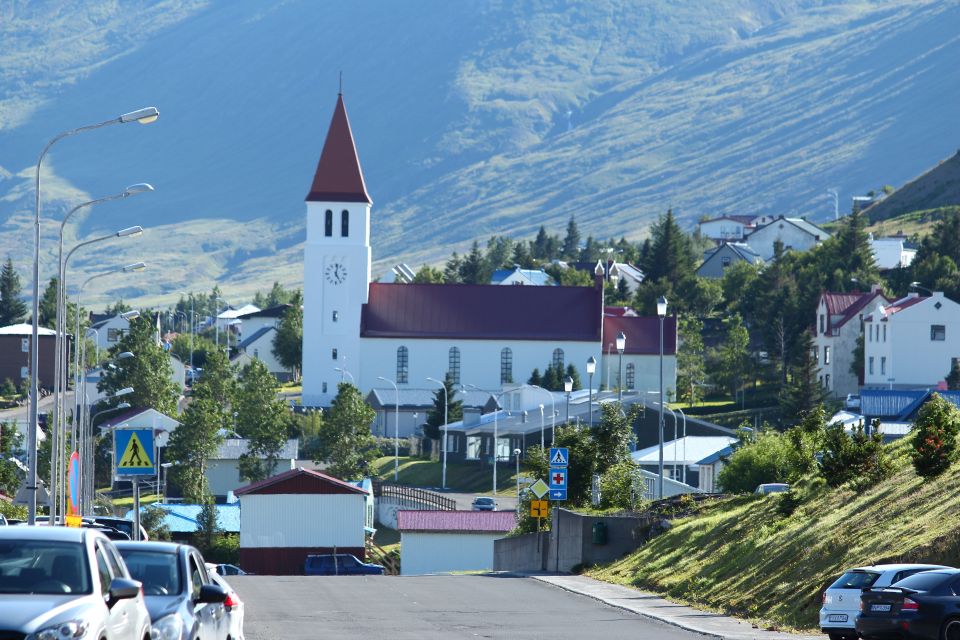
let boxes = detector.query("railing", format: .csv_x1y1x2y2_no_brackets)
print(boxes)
372,481,456,511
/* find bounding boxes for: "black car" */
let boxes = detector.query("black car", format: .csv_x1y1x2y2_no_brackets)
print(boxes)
116,541,229,640
304,553,385,576
857,569,960,640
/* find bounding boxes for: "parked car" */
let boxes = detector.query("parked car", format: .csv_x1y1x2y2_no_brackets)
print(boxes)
93,515,149,541
207,564,245,640
755,483,790,495
845,394,862,410
472,496,497,511
215,563,248,576
856,569,960,640
116,541,228,640
0,526,152,640
304,553,385,576
0,513,7,526
820,564,952,640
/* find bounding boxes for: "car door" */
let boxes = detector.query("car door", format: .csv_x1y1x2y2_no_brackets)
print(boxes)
95,541,136,640
189,552,225,640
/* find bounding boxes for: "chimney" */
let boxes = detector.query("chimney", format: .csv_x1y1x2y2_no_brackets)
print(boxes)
463,408,481,427
870,283,883,293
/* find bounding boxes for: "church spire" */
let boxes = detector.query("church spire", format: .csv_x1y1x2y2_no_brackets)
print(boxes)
305,93,372,204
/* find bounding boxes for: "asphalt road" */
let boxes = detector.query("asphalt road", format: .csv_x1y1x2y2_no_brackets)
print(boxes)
230,574,708,640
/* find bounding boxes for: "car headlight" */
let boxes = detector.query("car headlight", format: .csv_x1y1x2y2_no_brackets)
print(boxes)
150,614,184,640
29,620,89,640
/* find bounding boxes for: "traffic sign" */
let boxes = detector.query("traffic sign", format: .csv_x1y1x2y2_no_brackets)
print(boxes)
549,489,567,501
67,451,80,516
549,447,569,466
530,499,549,518
549,467,567,490
114,429,156,476
529,479,549,499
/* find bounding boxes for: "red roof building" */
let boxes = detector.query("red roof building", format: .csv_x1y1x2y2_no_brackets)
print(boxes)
305,94,371,204
397,510,515,575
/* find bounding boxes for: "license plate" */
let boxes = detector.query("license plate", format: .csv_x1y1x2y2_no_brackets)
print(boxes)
828,614,848,623
871,604,892,612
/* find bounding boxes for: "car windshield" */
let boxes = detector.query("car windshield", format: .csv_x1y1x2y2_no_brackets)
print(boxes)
0,539,91,594
475,497,494,504
892,572,952,591
830,570,880,590
119,549,181,596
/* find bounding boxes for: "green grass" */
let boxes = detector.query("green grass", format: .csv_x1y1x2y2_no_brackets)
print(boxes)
110,494,162,507
370,456,522,494
587,439,960,632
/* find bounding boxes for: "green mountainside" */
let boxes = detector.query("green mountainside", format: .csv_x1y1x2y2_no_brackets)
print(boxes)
0,1,958,306
865,152,960,224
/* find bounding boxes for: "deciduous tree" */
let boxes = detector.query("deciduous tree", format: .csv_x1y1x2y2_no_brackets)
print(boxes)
235,359,290,482
98,316,178,415
313,383,378,480
272,291,302,380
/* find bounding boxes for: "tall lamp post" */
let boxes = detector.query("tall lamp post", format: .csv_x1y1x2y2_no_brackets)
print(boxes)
564,376,573,425
426,377,449,490
514,448,522,500
377,376,400,482
28,105,159,525
160,462,174,504
616,331,626,403
586,356,596,427
656,296,668,500
526,384,554,447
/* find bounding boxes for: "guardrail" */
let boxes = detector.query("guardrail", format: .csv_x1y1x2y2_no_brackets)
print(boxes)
372,482,456,511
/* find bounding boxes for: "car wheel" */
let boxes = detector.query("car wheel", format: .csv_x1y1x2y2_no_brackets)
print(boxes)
942,618,960,640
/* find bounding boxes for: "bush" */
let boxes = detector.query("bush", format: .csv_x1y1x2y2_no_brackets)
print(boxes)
599,461,641,510
820,421,891,488
0,378,17,397
717,429,793,493
911,394,960,478
372,437,410,458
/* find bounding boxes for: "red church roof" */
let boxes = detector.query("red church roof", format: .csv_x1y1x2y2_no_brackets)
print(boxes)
360,282,603,341
602,314,677,355
305,94,372,204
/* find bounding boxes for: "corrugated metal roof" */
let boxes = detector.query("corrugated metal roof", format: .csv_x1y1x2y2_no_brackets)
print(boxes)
125,503,241,533
632,436,737,465
305,94,372,204
490,268,553,286
235,467,368,496
602,315,677,355
397,510,515,533
216,438,299,460
0,323,57,336
365,388,494,410
860,389,927,418
238,326,274,350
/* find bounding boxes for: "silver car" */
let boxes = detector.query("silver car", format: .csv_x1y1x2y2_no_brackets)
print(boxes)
0,526,152,640
208,565,245,640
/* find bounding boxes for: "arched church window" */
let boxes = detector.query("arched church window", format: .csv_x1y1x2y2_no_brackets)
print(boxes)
448,347,461,385
324,209,333,237
397,346,409,384
500,348,513,384
626,363,635,390
341,209,349,237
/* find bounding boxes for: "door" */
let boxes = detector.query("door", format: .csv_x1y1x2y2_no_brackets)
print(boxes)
189,553,224,640
96,543,135,639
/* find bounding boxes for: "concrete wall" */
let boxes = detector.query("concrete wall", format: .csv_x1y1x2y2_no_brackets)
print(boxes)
494,532,549,572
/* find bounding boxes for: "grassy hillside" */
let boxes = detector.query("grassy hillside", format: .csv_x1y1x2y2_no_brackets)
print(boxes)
589,439,960,632
866,152,960,224
370,456,521,495
865,206,960,242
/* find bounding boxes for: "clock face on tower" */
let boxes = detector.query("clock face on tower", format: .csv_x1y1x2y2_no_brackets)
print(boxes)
325,262,347,285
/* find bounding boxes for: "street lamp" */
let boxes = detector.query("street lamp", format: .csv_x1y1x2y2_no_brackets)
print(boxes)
586,356,596,427
377,376,400,482
27,106,159,525
514,448,522,500
564,376,573,425
426,377,449,490
909,281,934,295
83,395,133,515
526,384,555,447
657,295,668,500
335,367,355,384
214,296,229,353
616,331,626,403
175,292,196,373
160,462,174,503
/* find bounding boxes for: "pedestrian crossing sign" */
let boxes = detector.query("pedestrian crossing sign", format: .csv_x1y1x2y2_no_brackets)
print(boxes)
549,447,569,466
114,429,155,476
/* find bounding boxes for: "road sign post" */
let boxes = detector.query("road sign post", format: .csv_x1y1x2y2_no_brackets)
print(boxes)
114,428,155,541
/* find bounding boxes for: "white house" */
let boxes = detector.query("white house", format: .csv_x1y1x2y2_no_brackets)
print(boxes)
97,408,180,451
232,326,291,381
88,314,133,357
813,287,890,398
870,235,917,270
300,93,676,407
236,304,290,341
206,438,299,498
631,436,737,487
397,510,515,575
697,215,758,242
864,291,960,389
744,216,830,260
216,304,260,334
490,267,553,286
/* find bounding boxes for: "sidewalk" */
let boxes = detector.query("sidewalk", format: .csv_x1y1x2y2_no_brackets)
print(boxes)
532,575,821,640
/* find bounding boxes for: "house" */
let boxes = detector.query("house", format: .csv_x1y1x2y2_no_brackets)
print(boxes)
569,259,644,293
870,234,917,270
88,313,134,357
216,304,261,335
300,93,673,408
635,468,702,500
96,408,180,451
863,291,960,388
744,216,830,260
490,266,553,286
0,324,61,389
697,215,758,242
235,467,372,575
601,312,677,394
813,287,890,398
231,326,291,381
397,510,515,575
695,445,733,493
236,304,290,340
82,353,186,407
631,436,737,486
206,438,300,499
696,242,763,279
126,502,241,541
364,388,497,439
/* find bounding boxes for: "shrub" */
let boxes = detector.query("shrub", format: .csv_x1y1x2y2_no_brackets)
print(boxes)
820,421,891,488
0,378,17,397
911,394,960,478
599,460,641,510
717,429,793,493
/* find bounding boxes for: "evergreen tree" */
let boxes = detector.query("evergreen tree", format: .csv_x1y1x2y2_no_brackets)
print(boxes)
714,313,751,400
412,265,445,283
459,240,490,284
532,226,551,260
947,359,960,391
561,215,581,260
677,316,706,405
97,316,178,415
313,383,378,480
565,364,582,391
640,210,696,283
485,236,513,272
510,242,532,267
527,368,542,386
591,403,637,474
424,374,463,440
543,363,562,391
38,277,58,329
193,496,222,553
235,359,290,482
828,210,880,289
578,236,600,262
780,331,828,423
911,393,960,478
443,252,463,283
0,257,27,326
272,290,303,379
166,385,226,502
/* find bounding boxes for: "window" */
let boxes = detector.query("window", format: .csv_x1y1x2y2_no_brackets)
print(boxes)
825,374,831,389
446,434,459,453
332,348,338,360
341,210,349,237
824,346,830,365
332,311,339,322
626,363,635,389
20,338,28,353
819,375,823,387
819,315,825,334
448,347,461,385
721,256,731,268
188,556,204,600
95,546,112,595
500,348,513,384
552,348,564,370
397,346,409,384
931,325,946,341
868,357,874,375
867,324,872,342
107,328,120,342
883,325,887,342
466,436,481,459
322,382,328,394
813,347,819,362
253,348,259,359
324,209,333,236
20,366,28,379
881,357,886,376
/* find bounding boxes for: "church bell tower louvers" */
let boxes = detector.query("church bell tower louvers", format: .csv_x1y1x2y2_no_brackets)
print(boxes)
301,93,372,407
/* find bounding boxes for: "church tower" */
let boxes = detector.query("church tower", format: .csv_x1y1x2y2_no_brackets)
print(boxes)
301,93,372,407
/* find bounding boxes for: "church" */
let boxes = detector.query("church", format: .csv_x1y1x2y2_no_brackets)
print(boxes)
301,93,676,409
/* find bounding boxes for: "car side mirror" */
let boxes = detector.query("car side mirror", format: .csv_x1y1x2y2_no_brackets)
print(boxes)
196,583,228,604
108,578,141,607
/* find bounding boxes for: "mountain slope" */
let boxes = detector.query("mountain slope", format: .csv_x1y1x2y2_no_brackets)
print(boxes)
0,1,957,306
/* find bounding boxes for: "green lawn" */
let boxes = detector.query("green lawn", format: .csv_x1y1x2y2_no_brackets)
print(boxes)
370,456,524,494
